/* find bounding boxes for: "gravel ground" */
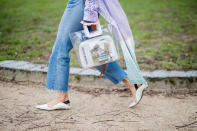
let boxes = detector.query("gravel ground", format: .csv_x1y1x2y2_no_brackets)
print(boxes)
0,80,197,131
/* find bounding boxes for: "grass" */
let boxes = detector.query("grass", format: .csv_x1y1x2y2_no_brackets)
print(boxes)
0,0,197,70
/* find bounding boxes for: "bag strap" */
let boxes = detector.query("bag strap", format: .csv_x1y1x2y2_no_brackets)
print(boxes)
83,0,106,77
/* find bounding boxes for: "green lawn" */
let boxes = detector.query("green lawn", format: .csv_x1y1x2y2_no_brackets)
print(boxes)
0,0,197,70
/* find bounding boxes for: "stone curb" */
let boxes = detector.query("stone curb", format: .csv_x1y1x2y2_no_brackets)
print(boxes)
0,60,197,94
0,60,197,78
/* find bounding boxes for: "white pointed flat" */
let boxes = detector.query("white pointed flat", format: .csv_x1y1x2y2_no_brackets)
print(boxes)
36,100,71,110
129,84,148,108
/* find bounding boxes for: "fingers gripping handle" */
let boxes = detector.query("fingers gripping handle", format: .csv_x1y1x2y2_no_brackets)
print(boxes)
83,21,103,38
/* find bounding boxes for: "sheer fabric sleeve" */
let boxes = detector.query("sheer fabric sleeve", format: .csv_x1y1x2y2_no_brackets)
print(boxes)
83,0,100,23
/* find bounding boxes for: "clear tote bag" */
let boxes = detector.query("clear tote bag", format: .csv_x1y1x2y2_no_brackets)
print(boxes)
69,22,120,69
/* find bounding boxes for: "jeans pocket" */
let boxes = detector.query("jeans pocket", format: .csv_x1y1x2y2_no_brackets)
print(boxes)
66,0,81,8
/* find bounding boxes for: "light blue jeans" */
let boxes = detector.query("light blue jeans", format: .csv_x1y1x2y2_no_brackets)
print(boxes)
45,0,128,92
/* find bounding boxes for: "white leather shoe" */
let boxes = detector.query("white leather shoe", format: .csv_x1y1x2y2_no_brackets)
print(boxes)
36,100,71,111
129,84,148,108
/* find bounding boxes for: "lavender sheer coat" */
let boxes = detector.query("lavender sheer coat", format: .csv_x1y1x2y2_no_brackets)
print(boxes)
83,0,147,85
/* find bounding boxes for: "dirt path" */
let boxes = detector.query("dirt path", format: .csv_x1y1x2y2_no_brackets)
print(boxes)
0,80,197,131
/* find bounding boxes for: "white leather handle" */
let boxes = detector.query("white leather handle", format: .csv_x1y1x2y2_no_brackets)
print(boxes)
83,21,102,38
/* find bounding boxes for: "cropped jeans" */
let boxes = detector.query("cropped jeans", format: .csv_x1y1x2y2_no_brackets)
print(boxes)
45,0,128,92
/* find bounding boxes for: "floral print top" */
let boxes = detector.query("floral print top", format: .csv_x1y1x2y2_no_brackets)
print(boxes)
83,0,99,23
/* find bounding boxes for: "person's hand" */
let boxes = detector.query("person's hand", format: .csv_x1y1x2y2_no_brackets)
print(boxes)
80,19,99,26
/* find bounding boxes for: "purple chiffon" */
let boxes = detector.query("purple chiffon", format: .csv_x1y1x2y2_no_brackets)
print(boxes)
83,0,132,40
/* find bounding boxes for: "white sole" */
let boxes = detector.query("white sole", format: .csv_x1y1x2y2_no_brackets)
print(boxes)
129,84,148,108
36,103,71,111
